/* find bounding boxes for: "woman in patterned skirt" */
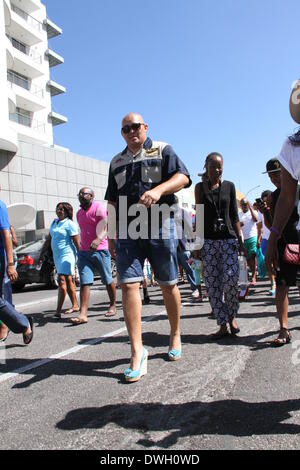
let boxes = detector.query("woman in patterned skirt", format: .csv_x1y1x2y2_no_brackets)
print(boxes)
195,153,246,339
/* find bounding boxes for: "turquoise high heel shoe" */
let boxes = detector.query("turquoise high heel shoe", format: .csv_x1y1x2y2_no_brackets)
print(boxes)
124,348,148,383
168,348,182,361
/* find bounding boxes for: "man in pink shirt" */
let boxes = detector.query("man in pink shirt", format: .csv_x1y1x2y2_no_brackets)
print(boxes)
71,187,116,325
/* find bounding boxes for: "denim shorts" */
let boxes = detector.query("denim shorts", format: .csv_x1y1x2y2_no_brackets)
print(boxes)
78,250,113,286
116,222,178,285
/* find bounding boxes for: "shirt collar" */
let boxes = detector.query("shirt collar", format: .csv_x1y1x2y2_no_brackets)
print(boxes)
121,137,153,156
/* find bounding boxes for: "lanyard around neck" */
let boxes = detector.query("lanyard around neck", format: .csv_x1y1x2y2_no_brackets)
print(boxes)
208,181,222,217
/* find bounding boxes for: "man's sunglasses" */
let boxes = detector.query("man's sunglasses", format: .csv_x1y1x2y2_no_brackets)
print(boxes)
77,192,93,197
121,123,144,134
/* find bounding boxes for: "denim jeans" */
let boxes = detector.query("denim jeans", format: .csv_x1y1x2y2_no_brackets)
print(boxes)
0,297,29,334
177,249,196,291
116,218,178,285
0,255,28,333
0,254,13,306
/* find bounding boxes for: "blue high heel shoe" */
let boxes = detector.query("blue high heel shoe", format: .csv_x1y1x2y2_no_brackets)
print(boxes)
168,348,182,361
124,348,148,383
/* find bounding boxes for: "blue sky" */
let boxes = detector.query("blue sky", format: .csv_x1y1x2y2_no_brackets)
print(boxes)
44,0,300,200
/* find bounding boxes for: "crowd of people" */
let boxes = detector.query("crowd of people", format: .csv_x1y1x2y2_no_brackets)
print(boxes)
1,80,300,383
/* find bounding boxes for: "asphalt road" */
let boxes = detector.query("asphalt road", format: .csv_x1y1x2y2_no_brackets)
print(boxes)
1,280,300,450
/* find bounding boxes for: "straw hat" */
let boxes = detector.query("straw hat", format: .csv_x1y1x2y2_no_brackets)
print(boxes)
289,79,300,124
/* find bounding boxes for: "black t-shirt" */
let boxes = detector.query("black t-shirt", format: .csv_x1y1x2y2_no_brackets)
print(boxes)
272,188,299,245
196,180,239,240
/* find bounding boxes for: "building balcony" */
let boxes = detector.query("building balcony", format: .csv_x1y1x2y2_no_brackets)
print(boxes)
8,3,44,46
7,71,45,112
49,111,68,126
44,17,62,39
16,0,41,14
7,35,44,78
4,0,11,27
7,85,17,114
5,35,14,69
9,111,46,134
45,49,64,68
47,79,66,97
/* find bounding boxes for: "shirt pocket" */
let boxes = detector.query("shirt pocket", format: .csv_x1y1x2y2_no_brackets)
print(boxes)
141,159,162,184
114,168,126,189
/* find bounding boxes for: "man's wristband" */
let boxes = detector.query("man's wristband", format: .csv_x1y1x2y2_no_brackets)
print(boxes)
270,226,281,238
7,262,15,267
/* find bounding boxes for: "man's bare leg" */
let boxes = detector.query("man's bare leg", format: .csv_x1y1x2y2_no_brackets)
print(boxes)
122,282,143,370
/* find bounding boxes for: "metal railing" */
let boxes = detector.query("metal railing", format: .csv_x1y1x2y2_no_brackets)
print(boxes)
7,70,44,99
11,3,42,32
9,112,46,134
7,35,42,65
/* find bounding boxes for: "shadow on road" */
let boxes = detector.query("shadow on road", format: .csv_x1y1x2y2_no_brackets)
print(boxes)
55,398,300,448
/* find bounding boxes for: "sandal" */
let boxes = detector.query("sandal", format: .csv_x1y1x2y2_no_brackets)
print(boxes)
70,317,88,325
272,328,291,347
210,327,230,340
64,308,80,315
105,307,117,317
23,316,34,345
229,320,240,335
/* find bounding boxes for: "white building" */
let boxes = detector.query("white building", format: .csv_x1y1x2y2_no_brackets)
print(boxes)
0,0,193,241
0,0,66,154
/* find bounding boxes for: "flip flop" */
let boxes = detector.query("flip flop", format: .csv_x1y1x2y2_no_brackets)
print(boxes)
23,316,34,345
105,307,116,318
70,317,88,326
64,308,80,315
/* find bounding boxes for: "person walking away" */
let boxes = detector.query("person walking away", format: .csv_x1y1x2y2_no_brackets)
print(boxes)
72,188,117,325
105,112,191,382
0,199,33,344
263,157,300,345
174,199,198,298
189,255,203,302
195,153,246,339
40,202,80,319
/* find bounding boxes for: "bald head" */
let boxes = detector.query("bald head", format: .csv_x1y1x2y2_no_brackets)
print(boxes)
240,198,249,212
80,187,94,197
121,112,145,127
121,112,148,153
78,187,94,210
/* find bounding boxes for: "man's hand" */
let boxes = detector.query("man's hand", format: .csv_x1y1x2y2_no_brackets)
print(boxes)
256,200,269,214
7,265,18,283
108,239,116,258
90,238,101,251
139,188,162,208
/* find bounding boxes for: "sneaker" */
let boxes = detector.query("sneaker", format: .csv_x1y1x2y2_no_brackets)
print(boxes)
268,288,276,297
191,290,199,298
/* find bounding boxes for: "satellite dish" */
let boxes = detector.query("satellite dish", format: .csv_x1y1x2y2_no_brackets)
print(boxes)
7,204,36,229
